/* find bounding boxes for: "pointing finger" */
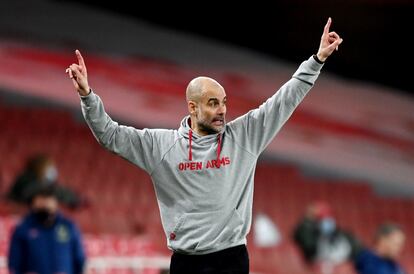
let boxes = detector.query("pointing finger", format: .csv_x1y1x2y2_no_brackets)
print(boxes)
75,50,86,69
324,17,332,34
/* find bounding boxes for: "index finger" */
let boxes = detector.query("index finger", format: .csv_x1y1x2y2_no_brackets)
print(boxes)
324,17,332,34
75,49,86,68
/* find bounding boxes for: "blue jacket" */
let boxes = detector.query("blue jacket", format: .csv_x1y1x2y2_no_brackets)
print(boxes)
8,212,86,274
355,249,405,274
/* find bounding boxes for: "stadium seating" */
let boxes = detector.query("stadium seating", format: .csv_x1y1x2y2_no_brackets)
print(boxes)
1,101,413,274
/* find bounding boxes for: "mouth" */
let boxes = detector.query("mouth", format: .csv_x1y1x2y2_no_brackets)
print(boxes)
212,118,224,126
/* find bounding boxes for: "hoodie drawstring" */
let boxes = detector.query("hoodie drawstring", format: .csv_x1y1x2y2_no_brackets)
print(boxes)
188,130,223,163
189,130,193,161
216,134,222,161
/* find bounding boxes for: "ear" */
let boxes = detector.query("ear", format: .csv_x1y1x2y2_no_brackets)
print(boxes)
188,101,198,116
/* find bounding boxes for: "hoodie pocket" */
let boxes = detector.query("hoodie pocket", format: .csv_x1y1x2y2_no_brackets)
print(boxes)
169,208,244,253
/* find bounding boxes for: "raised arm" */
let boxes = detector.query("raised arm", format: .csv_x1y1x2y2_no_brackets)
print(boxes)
228,18,343,156
65,51,160,174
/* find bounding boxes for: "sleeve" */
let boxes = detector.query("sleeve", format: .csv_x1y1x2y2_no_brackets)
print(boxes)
227,56,323,156
354,251,375,274
292,218,319,262
80,91,160,173
8,227,24,274
71,224,86,274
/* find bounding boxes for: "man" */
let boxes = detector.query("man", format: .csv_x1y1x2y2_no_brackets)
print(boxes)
66,18,342,274
8,185,86,274
354,223,406,274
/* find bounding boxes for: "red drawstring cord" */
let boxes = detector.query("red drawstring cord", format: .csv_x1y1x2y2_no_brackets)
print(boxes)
217,134,222,161
189,130,193,161
188,130,222,163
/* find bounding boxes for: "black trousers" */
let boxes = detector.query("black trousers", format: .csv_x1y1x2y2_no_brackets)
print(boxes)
169,244,249,274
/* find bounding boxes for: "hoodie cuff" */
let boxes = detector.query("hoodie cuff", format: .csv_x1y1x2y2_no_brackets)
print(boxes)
307,55,324,72
312,54,324,64
80,89,96,104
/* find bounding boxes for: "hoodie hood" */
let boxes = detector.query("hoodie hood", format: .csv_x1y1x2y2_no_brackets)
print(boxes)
178,116,224,161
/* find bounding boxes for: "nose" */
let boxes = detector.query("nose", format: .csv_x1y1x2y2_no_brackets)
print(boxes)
217,104,226,116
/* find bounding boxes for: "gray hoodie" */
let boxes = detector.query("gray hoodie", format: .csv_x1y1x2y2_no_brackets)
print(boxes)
80,56,323,255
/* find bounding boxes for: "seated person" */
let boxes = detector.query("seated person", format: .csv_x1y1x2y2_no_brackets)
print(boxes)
293,201,361,269
7,153,83,209
354,223,406,274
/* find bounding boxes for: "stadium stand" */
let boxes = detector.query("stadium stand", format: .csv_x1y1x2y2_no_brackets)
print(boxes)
1,100,413,273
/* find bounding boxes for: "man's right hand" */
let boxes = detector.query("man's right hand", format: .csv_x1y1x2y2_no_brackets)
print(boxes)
66,50,90,96
316,17,343,62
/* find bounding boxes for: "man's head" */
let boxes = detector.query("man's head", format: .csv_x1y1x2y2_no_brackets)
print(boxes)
29,185,59,226
186,77,226,136
311,201,336,236
375,223,405,260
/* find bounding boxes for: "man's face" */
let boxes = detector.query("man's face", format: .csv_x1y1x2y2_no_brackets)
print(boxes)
194,83,227,135
32,195,58,215
383,230,405,259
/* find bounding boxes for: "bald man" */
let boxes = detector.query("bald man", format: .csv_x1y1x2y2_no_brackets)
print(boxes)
67,18,342,274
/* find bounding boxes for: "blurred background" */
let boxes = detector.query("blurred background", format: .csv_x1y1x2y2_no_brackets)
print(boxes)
0,0,413,273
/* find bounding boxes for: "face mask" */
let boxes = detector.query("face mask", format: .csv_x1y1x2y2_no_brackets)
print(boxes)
33,208,56,225
319,217,336,235
44,166,58,183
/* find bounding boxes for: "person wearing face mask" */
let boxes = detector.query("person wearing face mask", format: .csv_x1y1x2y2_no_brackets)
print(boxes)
293,201,361,274
7,153,83,209
8,184,86,274
315,211,356,274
